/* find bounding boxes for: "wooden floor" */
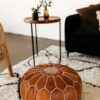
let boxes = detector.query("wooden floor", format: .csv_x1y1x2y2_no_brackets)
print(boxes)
0,33,64,72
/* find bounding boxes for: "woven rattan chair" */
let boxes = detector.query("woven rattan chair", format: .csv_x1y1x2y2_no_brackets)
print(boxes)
0,23,13,77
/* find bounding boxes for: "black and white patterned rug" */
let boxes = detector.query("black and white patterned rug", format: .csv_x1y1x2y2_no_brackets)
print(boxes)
0,45,100,100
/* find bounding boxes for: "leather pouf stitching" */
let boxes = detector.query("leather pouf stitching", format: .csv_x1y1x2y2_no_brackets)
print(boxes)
20,63,82,100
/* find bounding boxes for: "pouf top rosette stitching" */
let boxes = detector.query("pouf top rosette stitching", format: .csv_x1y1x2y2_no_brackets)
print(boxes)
20,63,82,100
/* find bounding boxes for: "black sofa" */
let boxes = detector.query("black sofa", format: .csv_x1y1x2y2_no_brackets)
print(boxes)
65,4,100,56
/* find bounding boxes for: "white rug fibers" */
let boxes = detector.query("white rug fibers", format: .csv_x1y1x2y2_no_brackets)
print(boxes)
0,45,100,100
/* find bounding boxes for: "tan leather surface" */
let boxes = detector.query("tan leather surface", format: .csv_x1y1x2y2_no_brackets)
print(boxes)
0,23,6,61
20,64,82,100
0,43,6,61
0,23,13,76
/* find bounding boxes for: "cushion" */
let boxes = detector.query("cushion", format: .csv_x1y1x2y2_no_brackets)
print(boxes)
77,4,100,30
96,10,100,30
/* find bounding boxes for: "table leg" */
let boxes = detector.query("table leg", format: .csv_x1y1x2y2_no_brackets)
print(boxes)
31,24,35,66
59,20,61,63
35,24,38,56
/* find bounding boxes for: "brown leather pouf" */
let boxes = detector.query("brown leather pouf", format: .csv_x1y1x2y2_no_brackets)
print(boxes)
20,64,82,100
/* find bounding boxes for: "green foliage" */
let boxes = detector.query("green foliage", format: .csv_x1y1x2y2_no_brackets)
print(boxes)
32,0,52,13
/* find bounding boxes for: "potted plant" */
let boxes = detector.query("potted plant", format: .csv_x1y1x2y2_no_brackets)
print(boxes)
32,2,42,20
32,0,52,20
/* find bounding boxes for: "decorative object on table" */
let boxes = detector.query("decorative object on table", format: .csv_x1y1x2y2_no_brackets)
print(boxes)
43,6,49,19
96,10,100,30
32,1,42,20
31,0,52,20
0,23,13,77
20,63,82,100
42,0,52,19
32,8,39,20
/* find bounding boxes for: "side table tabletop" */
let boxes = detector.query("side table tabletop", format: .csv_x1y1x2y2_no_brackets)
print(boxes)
24,16,62,66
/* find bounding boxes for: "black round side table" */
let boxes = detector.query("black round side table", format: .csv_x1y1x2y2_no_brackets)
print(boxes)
24,16,62,66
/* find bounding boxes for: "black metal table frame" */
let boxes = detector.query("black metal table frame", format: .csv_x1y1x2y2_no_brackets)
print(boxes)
30,20,61,66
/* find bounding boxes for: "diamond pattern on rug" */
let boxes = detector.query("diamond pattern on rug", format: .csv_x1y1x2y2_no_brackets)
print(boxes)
0,45,100,100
